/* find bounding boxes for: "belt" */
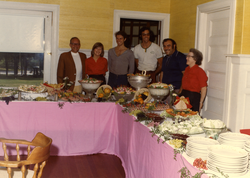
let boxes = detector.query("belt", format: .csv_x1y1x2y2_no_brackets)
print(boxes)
110,72,127,76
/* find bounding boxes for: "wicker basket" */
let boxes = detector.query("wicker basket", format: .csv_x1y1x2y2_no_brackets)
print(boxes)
134,88,152,103
96,85,112,99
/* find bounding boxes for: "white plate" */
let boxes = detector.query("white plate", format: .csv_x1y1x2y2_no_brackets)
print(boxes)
246,140,250,146
218,141,245,149
219,132,250,141
208,157,248,167
208,153,249,164
207,163,248,174
186,148,207,155
208,145,248,158
186,144,209,152
207,161,248,172
187,137,219,145
186,151,207,159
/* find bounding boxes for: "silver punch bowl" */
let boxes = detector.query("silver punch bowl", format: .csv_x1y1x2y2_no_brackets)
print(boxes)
128,75,152,90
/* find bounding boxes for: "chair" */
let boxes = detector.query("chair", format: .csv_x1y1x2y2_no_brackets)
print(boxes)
0,132,52,178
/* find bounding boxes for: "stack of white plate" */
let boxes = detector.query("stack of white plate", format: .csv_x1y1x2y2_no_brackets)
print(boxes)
186,137,219,159
207,145,249,177
218,132,250,148
244,140,250,168
244,140,250,154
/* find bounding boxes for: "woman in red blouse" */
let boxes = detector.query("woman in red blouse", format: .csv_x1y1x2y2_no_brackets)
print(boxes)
85,42,108,85
180,48,208,112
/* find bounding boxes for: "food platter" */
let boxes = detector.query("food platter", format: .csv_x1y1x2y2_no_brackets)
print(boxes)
18,85,46,93
0,88,18,98
42,83,65,92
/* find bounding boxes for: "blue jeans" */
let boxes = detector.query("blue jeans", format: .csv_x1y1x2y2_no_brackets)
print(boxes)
108,72,128,88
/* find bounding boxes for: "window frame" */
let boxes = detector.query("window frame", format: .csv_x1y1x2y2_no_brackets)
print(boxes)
0,1,59,84
113,10,170,48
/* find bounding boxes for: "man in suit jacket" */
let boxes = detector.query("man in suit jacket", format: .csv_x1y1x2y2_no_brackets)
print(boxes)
57,37,86,92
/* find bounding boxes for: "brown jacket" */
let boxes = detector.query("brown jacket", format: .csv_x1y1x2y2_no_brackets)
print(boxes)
57,51,86,91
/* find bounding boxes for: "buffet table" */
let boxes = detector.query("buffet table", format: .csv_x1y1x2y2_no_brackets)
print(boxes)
0,101,226,177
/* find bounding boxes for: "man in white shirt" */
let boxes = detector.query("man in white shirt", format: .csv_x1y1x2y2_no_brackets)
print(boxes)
134,27,163,83
57,37,86,92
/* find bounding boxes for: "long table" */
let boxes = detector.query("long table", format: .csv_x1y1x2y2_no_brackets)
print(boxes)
0,101,207,177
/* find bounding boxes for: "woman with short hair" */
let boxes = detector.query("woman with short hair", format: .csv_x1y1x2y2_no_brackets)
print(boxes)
85,42,108,85
180,48,208,112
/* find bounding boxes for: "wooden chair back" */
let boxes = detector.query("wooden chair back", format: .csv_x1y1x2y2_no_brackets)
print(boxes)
0,132,52,178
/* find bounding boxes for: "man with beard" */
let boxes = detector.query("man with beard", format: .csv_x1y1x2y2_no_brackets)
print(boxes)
160,38,187,92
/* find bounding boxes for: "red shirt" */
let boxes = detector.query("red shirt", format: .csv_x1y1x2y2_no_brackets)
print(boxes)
85,57,108,75
182,64,208,93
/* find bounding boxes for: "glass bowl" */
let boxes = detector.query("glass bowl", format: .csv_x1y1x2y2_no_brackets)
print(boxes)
78,80,102,99
147,87,169,102
78,80,102,91
200,123,226,138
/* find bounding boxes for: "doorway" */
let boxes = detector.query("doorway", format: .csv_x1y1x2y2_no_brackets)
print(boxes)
195,0,236,122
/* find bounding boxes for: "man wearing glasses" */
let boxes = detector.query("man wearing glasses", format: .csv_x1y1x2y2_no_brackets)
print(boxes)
134,27,163,83
57,37,86,92
160,38,187,93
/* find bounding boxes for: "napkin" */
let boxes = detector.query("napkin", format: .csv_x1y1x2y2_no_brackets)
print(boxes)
240,129,250,136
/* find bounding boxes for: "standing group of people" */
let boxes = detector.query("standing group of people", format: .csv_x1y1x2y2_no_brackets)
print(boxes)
57,27,208,112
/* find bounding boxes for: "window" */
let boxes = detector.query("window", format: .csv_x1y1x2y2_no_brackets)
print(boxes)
112,10,170,48
120,18,161,48
0,2,59,87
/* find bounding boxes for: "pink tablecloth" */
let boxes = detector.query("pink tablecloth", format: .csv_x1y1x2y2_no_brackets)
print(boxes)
0,101,206,178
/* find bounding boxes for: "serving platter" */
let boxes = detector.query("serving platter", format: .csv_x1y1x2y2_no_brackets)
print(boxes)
18,85,46,93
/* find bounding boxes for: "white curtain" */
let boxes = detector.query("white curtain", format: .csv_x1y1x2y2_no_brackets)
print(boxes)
0,14,44,53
